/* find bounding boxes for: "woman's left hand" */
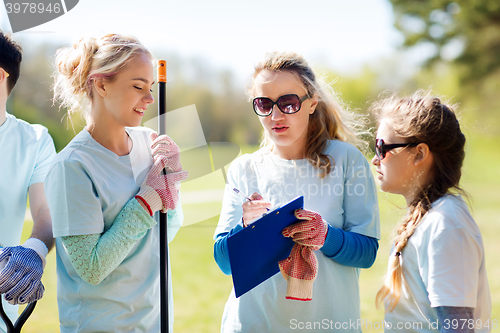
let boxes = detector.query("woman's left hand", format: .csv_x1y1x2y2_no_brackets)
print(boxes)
150,132,182,173
282,209,328,249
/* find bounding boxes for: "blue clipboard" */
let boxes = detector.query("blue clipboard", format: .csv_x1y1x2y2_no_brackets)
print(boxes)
227,196,304,298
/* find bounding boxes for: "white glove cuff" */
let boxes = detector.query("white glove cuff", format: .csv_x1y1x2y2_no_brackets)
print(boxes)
23,238,48,267
137,185,163,215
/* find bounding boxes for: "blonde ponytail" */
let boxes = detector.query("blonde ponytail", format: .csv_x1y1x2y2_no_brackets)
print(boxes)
53,36,98,119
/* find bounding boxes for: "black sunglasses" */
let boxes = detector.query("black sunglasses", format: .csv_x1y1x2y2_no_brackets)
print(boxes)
252,94,309,117
375,138,419,160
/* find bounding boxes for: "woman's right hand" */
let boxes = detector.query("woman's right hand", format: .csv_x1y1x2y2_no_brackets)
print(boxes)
242,192,271,227
150,132,182,173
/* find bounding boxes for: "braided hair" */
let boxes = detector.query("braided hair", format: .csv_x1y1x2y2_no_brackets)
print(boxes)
372,91,466,311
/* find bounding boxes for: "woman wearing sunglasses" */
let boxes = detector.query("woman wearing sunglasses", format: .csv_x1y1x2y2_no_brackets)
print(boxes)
213,52,380,332
372,92,491,332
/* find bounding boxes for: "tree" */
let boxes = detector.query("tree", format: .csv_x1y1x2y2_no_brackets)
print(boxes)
390,0,500,134
389,0,500,82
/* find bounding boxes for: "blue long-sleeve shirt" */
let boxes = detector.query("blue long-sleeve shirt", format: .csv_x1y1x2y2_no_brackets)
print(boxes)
214,222,378,275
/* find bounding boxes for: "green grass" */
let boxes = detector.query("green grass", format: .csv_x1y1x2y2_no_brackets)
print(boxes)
17,133,500,333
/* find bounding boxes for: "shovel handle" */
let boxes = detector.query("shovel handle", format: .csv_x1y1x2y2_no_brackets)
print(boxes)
0,298,37,333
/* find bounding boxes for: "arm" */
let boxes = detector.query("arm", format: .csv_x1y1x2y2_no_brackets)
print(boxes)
283,209,379,268
319,146,380,268
214,190,270,275
46,143,186,286
320,224,379,268
424,203,483,317
436,306,475,333
213,223,244,275
0,128,56,305
29,126,57,252
0,184,54,305
28,183,54,253
62,198,157,285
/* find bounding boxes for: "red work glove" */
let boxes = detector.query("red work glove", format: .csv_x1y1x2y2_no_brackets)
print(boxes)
278,209,328,301
283,209,328,248
150,132,183,173
135,155,188,215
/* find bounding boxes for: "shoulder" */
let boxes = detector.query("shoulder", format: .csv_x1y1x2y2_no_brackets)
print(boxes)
422,195,481,237
324,140,365,160
224,149,273,181
324,140,370,172
231,148,264,166
226,151,253,174
49,130,91,172
7,113,52,143
427,195,467,225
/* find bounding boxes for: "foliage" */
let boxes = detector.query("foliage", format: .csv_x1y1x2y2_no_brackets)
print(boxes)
389,0,500,82
389,0,500,135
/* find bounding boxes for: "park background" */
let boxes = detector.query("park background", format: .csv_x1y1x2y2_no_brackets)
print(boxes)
1,0,499,331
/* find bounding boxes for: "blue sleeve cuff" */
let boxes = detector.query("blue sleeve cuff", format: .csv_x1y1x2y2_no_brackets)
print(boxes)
213,223,244,275
321,224,379,269
320,224,345,257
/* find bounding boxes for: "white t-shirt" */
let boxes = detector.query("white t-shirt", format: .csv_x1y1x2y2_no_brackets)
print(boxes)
45,127,182,333
385,195,491,333
0,112,56,330
215,140,380,333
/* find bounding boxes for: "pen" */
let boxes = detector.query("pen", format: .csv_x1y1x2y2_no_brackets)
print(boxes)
233,188,270,211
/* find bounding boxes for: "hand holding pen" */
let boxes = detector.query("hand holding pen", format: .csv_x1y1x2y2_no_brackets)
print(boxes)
233,188,271,227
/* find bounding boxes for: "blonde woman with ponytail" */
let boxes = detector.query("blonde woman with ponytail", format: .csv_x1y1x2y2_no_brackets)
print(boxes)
371,91,491,332
213,52,380,332
45,34,187,332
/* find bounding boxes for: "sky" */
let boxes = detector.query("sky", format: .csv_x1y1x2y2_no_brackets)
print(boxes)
0,0,402,81
0,0,406,222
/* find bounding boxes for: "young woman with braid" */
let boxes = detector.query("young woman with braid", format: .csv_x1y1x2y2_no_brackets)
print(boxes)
372,92,491,332
214,52,380,332
45,34,187,332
